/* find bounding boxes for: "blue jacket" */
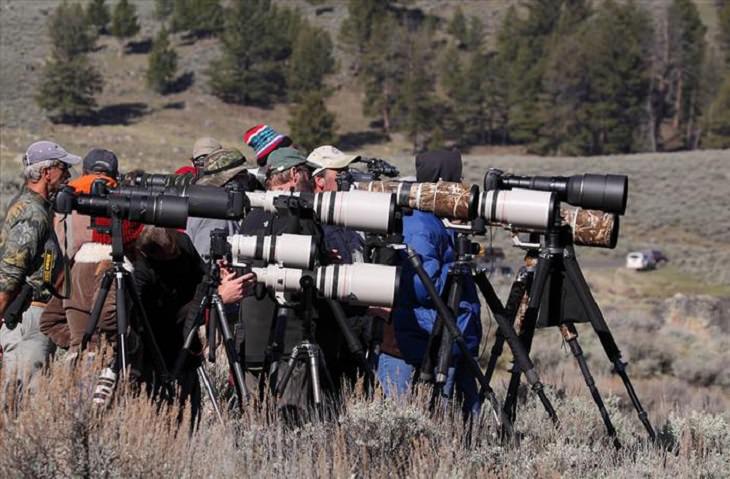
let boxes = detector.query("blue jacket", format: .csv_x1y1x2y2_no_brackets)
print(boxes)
393,210,482,365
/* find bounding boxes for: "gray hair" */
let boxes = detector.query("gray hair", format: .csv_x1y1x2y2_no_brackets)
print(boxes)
23,159,59,181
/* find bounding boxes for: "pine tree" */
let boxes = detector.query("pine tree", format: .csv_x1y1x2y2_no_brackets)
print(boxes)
702,75,730,148
36,1,103,123
36,54,103,123
360,14,405,132
288,90,337,153
85,0,111,35
110,0,140,51
155,0,174,21
537,0,651,155
463,16,485,52
719,2,730,66
50,1,97,56
147,28,178,94
170,0,223,38
667,0,707,148
207,0,292,106
339,0,390,70
287,25,335,101
447,6,467,46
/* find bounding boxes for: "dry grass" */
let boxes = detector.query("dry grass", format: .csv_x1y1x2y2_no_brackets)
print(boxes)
1,353,729,478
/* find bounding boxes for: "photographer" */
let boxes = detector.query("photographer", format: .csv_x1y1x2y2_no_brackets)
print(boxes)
185,148,251,259
0,141,80,390
133,226,254,412
379,150,482,414
176,137,223,177
237,148,328,401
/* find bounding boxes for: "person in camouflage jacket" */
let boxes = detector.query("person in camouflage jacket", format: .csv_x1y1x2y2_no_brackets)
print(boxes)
0,140,80,391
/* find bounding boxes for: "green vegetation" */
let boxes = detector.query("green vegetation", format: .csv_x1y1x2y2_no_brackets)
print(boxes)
35,1,102,123
169,0,224,38
110,0,140,49
288,89,337,153
287,24,335,101
85,0,110,34
146,27,178,94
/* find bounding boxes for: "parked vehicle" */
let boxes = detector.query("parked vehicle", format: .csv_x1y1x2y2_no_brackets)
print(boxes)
626,251,656,271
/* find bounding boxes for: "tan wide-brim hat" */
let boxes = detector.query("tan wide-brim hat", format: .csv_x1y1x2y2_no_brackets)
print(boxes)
306,145,360,176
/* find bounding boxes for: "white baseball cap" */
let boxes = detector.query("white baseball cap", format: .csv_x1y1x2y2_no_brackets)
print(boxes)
306,145,360,176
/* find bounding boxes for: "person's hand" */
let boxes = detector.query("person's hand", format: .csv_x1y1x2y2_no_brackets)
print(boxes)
218,269,256,304
328,248,343,264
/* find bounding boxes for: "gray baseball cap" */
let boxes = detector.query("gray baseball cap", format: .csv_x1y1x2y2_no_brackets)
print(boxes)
23,141,81,167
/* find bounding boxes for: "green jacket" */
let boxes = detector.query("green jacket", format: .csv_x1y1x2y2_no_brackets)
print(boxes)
0,186,54,302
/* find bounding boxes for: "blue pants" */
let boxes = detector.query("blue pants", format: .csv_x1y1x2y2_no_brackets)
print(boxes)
377,353,480,415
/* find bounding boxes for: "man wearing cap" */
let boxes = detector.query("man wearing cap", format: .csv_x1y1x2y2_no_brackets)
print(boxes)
0,140,80,388
186,147,251,258
243,124,291,167
237,147,329,403
177,137,223,177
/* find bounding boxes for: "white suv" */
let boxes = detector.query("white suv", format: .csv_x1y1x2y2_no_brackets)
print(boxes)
626,251,655,271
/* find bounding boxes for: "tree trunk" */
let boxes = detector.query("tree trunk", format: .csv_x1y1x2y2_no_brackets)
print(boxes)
686,88,696,148
673,72,683,129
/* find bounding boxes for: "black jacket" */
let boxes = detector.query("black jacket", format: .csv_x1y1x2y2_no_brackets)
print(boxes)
238,207,327,366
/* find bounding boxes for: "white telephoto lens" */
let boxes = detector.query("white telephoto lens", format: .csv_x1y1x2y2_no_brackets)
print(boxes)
228,233,315,269
252,265,304,293
316,263,399,307
313,190,395,234
478,188,555,232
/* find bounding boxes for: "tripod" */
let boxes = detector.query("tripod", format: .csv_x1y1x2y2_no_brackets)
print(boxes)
176,230,250,414
415,227,558,433
275,275,336,411
82,215,173,395
488,214,656,446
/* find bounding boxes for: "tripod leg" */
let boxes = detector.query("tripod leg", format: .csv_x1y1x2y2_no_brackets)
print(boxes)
436,274,461,387
197,365,224,426
562,249,656,441
325,299,373,381
308,346,323,406
115,272,129,377
560,323,620,449
82,270,114,350
405,247,510,434
474,271,558,425
212,296,249,408
503,255,550,424
276,346,300,397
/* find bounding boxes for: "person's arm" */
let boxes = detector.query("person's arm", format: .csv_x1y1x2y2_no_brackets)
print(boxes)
0,210,48,319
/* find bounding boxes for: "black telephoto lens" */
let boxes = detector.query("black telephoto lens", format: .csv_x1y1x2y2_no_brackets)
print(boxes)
565,174,628,215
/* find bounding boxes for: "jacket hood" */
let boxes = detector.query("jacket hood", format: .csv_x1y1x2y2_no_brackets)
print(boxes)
415,150,462,183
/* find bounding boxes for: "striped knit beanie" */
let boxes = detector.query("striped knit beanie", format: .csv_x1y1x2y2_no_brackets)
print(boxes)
243,124,290,166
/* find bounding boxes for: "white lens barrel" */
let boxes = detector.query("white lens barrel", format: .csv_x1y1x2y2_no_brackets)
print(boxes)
478,188,555,232
316,263,399,307
228,233,315,269
252,265,304,293
313,191,395,234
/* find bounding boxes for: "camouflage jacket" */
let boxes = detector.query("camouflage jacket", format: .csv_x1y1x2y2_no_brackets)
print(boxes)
0,187,55,302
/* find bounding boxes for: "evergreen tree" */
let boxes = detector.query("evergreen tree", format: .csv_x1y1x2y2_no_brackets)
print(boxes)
389,25,440,151
110,0,140,49
36,1,103,123
287,25,335,101
50,1,97,57
667,0,707,147
702,75,730,148
463,16,485,52
207,0,292,106
147,28,178,94
339,0,390,69
537,0,651,155
288,89,337,153
85,0,111,35
447,7,467,46
170,0,223,38
360,14,405,132
36,54,103,123
155,0,174,21
719,1,730,66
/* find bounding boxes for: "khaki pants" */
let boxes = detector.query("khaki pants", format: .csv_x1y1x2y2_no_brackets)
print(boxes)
1,305,56,392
